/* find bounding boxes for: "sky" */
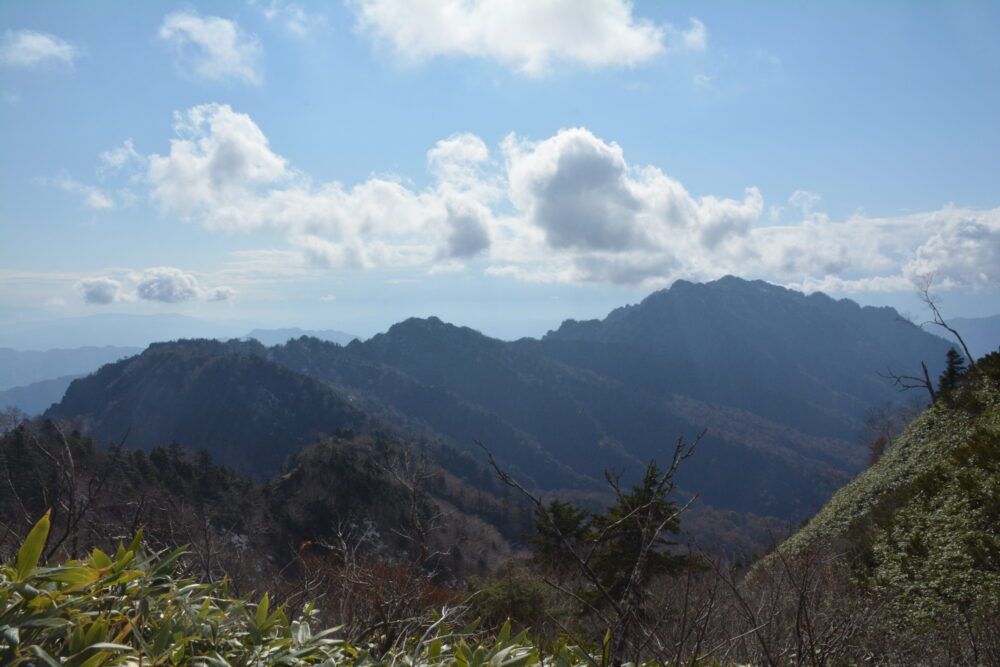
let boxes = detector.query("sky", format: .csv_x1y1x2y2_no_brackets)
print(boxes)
1,0,999,344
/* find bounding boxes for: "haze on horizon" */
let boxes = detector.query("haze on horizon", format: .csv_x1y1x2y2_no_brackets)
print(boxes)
2,0,999,344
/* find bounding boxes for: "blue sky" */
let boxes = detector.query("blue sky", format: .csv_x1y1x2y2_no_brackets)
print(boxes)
1,0,998,343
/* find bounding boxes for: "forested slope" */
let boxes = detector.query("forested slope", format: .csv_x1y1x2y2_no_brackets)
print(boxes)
774,350,1000,632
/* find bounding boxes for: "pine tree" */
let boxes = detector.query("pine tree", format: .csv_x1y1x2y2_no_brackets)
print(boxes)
588,464,692,601
938,348,967,395
527,499,591,575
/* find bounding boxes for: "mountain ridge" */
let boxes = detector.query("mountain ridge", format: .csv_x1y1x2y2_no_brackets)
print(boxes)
44,277,958,542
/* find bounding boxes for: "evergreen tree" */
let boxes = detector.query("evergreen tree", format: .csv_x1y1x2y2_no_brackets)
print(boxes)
527,499,591,575
938,348,967,395
527,462,700,606
588,464,692,601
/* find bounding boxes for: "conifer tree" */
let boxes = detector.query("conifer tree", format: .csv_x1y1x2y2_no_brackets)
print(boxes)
938,348,967,395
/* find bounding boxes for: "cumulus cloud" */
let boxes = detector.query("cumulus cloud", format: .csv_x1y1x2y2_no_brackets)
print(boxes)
0,29,79,68
903,210,1000,288
146,104,495,269
136,267,200,303
77,267,235,305
351,0,703,74
505,129,644,251
498,127,762,283
148,104,289,219
78,277,125,304
130,103,1000,294
158,12,262,84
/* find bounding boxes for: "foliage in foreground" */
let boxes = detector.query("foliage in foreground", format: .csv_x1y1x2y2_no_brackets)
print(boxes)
0,512,623,666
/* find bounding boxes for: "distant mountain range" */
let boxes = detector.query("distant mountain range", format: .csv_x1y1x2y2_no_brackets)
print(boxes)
244,328,358,346
46,277,957,536
0,345,141,391
0,374,83,416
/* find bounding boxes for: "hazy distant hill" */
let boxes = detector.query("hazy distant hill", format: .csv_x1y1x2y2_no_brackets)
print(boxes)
0,345,141,390
0,374,81,415
246,327,358,346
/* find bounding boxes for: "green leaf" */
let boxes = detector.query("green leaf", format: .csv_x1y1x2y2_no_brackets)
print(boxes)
19,617,71,630
49,566,101,587
498,619,511,643
28,645,62,667
255,592,270,628
456,640,475,666
91,548,113,570
88,642,134,651
127,529,144,554
16,510,51,581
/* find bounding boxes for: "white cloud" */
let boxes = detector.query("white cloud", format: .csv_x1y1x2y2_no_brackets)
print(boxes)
100,139,143,172
427,261,466,275
671,17,707,52
78,277,125,304
788,189,826,222
146,104,491,268
158,12,262,84
902,209,1000,289
0,29,79,69
319,293,336,302
148,103,289,219
504,128,645,251
136,267,200,303
498,127,762,283
54,175,114,210
787,275,913,295
77,267,236,305
206,285,238,301
350,0,703,74
135,103,1000,294
223,249,309,277
255,0,317,36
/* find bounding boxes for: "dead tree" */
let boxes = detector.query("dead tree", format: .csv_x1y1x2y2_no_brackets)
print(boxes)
915,274,975,366
878,362,938,404
878,274,975,404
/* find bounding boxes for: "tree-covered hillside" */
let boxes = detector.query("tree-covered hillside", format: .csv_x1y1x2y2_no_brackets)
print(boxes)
43,278,960,553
